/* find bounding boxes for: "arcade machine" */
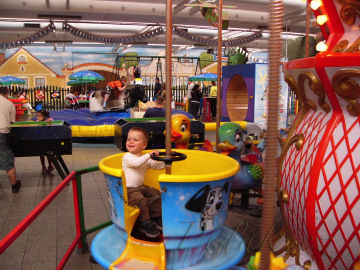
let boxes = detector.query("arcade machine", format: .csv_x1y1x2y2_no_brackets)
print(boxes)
10,121,72,179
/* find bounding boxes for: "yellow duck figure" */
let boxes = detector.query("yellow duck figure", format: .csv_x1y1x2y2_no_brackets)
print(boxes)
170,114,192,149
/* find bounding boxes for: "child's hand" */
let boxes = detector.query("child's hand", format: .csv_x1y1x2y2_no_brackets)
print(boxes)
150,150,160,156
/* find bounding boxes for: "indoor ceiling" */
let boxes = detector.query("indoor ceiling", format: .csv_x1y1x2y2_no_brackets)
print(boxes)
0,0,317,52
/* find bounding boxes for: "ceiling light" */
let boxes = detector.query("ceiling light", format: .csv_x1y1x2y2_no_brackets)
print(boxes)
316,15,328,26
70,23,144,32
310,0,322,10
72,42,104,45
316,41,328,51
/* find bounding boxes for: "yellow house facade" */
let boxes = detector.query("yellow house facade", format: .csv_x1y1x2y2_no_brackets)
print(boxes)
0,47,65,88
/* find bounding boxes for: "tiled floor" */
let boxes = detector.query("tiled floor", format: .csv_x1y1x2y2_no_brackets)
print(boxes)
0,121,281,269
0,144,119,270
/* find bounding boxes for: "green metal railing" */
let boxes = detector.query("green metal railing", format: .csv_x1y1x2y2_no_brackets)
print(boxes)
75,166,112,251
0,164,114,270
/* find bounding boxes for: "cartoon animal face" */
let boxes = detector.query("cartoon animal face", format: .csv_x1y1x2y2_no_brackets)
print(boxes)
218,122,245,154
171,114,191,148
202,186,225,219
185,182,229,231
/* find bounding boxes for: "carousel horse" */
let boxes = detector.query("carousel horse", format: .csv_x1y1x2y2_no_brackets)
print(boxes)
90,84,148,112
218,122,264,208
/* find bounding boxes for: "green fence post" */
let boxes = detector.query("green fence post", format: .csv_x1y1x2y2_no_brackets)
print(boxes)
76,174,88,253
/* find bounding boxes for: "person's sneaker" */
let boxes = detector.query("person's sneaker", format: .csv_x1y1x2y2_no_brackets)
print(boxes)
47,166,55,174
12,180,21,193
41,167,47,174
139,220,160,238
152,217,163,231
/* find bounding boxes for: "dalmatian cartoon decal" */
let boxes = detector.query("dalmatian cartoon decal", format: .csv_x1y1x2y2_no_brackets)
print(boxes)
185,182,229,231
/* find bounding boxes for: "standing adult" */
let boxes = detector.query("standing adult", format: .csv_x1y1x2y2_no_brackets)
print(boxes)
159,82,167,99
133,64,142,79
189,84,203,119
187,81,195,100
0,87,21,193
133,64,143,85
209,81,217,117
186,81,195,112
154,77,162,98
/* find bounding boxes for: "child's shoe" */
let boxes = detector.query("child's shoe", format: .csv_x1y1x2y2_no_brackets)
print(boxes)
139,220,160,238
12,180,22,193
152,217,163,231
41,167,47,174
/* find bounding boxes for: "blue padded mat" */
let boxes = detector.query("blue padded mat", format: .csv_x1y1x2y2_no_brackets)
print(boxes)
46,108,194,126
48,109,130,126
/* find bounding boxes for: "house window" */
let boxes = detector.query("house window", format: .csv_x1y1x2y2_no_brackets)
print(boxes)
18,55,26,63
35,78,46,87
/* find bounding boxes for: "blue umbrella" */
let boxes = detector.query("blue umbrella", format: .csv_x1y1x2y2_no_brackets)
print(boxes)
189,73,217,81
69,70,104,81
67,79,100,86
0,76,26,86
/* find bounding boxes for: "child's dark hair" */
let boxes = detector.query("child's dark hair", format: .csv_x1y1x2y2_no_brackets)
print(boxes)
37,109,50,119
128,126,149,144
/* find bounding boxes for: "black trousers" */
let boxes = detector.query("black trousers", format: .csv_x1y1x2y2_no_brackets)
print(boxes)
190,101,200,119
211,98,217,117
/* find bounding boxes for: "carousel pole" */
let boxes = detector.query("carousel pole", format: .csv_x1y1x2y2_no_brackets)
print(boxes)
215,0,223,153
305,0,310,57
258,0,284,269
165,0,173,174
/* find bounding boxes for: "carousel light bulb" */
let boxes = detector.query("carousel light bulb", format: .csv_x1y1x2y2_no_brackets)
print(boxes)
317,15,328,26
311,0,322,10
316,40,328,51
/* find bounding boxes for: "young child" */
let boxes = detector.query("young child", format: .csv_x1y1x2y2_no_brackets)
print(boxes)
36,110,55,174
103,76,127,108
18,90,33,114
122,127,165,238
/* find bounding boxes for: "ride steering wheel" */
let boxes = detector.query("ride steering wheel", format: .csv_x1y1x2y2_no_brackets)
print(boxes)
150,151,187,166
